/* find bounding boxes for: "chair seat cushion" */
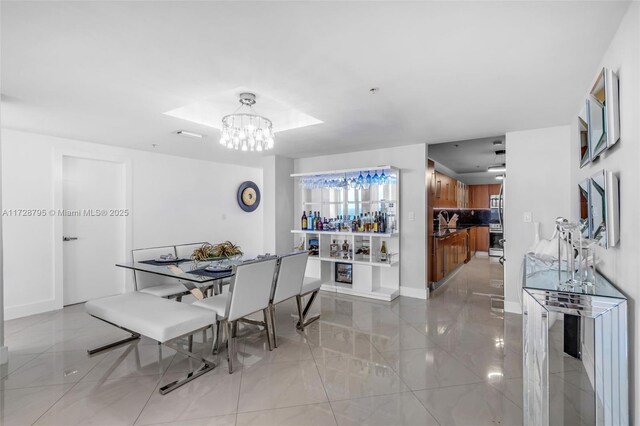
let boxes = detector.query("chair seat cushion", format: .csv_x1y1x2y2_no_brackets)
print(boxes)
85,292,216,343
192,293,229,318
301,277,322,294
140,283,188,298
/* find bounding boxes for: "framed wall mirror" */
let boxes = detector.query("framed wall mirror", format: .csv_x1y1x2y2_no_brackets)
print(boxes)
578,179,591,238
588,68,620,160
589,170,619,248
578,102,590,168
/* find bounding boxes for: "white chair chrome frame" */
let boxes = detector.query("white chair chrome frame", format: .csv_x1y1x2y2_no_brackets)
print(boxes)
268,251,309,348
174,242,210,259
296,277,322,331
132,245,191,301
202,256,278,373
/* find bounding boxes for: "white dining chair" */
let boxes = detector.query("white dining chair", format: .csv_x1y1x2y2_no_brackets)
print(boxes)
192,257,278,373
175,242,210,259
296,276,323,331
268,251,309,348
132,246,190,301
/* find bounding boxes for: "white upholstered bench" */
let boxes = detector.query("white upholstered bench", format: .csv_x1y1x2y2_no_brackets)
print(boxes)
85,292,217,394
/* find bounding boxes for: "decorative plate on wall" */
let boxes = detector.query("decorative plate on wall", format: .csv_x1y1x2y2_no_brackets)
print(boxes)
237,181,261,212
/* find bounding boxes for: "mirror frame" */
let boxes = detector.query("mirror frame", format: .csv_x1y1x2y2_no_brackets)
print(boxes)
578,101,590,168
587,68,620,161
589,170,619,248
578,179,591,238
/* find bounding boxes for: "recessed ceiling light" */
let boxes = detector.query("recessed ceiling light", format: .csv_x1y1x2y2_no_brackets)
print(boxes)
176,130,205,138
488,164,506,172
495,174,505,180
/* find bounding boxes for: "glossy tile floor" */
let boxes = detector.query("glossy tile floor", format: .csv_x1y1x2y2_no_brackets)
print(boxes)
1,257,592,425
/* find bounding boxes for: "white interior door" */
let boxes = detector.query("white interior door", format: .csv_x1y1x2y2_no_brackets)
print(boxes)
63,156,126,305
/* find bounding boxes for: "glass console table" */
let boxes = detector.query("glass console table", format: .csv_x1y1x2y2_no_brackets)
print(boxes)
523,254,628,426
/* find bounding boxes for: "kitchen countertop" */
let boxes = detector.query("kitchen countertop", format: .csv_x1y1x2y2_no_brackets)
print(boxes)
432,224,488,239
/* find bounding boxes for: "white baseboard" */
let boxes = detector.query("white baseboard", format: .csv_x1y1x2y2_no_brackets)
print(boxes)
504,300,522,314
399,286,427,300
5,298,60,320
0,346,8,365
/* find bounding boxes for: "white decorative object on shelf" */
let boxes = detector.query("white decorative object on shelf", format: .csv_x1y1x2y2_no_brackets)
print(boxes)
291,166,400,301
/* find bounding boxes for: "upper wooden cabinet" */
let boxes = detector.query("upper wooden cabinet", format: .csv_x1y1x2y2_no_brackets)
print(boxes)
488,184,502,196
432,171,468,209
469,185,490,208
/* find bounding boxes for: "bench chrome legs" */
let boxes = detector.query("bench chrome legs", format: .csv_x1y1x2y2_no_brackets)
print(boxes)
161,337,216,395
87,316,141,355
159,361,215,395
87,333,140,355
296,290,320,331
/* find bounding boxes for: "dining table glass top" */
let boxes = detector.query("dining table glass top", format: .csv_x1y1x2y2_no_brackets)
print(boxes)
116,258,241,283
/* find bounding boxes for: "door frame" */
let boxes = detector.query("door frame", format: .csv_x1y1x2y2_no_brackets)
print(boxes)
53,149,133,309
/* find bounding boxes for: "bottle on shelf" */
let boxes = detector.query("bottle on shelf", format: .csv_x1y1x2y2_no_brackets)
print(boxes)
380,241,388,262
301,211,307,230
351,216,358,232
308,210,314,231
342,239,349,259
318,215,323,231
373,212,379,233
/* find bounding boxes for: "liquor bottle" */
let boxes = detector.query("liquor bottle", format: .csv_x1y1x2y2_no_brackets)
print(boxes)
308,211,314,230
373,212,379,233
365,213,371,232
342,239,349,259
351,216,357,232
318,215,323,231
379,212,386,233
380,241,388,262
301,211,307,230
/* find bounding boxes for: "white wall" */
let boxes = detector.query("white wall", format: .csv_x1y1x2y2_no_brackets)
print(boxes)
294,143,428,298
2,129,263,319
262,155,294,255
569,3,640,421
503,125,571,314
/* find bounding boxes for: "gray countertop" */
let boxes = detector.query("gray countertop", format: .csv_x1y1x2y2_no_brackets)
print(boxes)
432,224,488,239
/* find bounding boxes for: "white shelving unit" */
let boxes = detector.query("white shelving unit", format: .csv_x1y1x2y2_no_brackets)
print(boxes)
291,166,400,301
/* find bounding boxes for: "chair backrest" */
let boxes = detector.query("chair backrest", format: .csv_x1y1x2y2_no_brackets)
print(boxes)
226,257,278,321
175,242,209,259
132,246,178,291
272,251,308,304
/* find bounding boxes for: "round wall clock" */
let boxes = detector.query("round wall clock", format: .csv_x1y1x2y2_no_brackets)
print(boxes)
237,181,261,212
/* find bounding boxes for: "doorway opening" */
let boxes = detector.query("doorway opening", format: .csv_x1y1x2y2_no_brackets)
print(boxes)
427,136,506,310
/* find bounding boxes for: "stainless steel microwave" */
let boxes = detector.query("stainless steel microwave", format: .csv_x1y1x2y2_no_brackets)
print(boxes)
490,195,503,209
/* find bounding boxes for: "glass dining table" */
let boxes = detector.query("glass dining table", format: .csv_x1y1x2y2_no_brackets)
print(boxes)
116,258,239,298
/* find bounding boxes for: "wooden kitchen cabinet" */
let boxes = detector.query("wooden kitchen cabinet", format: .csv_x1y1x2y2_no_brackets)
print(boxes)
488,184,502,196
469,226,477,257
469,185,490,209
432,230,470,283
476,226,489,252
433,238,445,281
434,172,459,209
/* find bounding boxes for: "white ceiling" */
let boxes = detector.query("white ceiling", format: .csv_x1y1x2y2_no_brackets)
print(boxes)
429,136,506,185
1,1,630,167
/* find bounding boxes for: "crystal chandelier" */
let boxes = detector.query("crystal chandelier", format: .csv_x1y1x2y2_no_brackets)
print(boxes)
219,92,274,152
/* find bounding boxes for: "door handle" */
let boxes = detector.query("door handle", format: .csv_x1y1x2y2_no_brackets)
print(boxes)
63,236,78,242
